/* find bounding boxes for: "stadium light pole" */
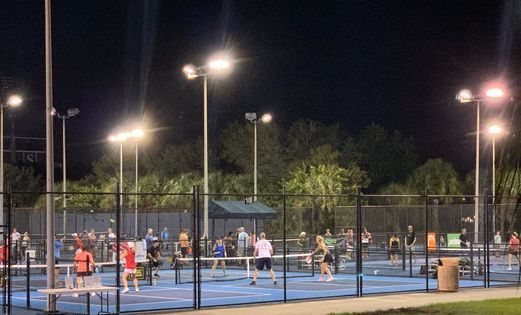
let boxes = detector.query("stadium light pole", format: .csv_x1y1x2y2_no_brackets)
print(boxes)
52,107,80,235
245,113,272,201
0,95,22,225
488,124,503,231
456,86,505,242
109,128,143,237
183,53,233,238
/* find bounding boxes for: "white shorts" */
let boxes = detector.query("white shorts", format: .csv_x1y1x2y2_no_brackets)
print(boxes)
124,268,136,274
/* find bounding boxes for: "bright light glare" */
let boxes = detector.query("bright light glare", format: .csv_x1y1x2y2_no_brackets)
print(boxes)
485,88,504,99
456,89,473,102
183,64,197,79
115,133,129,142
488,125,503,135
108,135,117,142
208,59,231,70
261,113,273,123
7,95,22,107
131,129,144,138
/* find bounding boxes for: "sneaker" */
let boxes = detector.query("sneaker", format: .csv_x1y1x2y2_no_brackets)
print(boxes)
90,292,96,297
327,278,334,282
122,288,129,294
507,267,512,271
273,280,277,285
72,293,79,298
249,281,256,286
135,288,140,292
319,278,324,282
154,273,160,278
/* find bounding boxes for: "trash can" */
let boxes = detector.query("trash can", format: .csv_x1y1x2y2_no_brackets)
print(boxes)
437,257,459,292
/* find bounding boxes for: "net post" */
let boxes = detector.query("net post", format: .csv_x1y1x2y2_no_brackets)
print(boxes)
470,241,474,280
402,235,406,271
409,247,413,278
334,245,338,274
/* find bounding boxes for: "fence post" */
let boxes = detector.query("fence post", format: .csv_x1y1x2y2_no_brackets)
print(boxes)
282,187,287,303
356,187,362,297
483,188,489,288
7,187,11,309
191,185,197,310
424,192,429,292
26,251,30,308
196,186,201,309
115,183,121,314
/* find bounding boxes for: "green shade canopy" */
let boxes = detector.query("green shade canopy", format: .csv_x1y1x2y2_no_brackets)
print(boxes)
209,200,278,219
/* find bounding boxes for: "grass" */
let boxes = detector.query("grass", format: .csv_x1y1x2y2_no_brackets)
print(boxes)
330,298,521,315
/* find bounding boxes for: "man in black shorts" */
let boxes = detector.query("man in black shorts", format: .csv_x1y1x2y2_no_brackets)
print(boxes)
249,232,276,286
147,237,161,277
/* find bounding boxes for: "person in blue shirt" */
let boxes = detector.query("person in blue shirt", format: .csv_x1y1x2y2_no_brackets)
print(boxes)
160,227,170,250
54,235,64,285
211,237,227,277
145,228,154,250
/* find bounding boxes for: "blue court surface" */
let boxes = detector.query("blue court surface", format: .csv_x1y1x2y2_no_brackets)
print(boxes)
9,268,512,314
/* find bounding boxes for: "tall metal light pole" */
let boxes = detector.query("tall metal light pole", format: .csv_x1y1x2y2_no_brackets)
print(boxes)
456,87,505,243
109,129,143,237
183,54,232,238
488,124,503,232
44,0,56,311
245,113,272,201
52,107,79,234
0,95,22,226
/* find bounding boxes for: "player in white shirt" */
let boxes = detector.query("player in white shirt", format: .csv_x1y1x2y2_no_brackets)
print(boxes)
249,232,277,286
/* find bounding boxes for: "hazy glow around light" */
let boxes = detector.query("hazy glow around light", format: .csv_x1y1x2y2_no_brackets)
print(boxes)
108,135,117,142
131,129,144,138
488,125,503,135
7,95,22,107
115,133,129,142
261,113,273,123
485,88,504,98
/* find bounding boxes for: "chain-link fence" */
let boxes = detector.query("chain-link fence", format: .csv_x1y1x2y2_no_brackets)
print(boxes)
2,188,520,314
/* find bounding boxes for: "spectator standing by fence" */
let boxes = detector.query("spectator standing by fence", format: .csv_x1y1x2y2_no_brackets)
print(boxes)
389,233,400,266
161,227,170,250
494,231,502,258
249,231,257,256
179,230,190,258
237,227,249,261
107,228,116,262
20,232,30,262
11,228,20,264
361,227,372,258
146,228,154,250
297,232,308,253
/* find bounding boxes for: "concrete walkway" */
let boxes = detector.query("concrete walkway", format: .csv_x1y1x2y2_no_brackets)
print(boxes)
162,286,521,315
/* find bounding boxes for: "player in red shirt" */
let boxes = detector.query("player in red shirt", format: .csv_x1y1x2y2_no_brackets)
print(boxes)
121,242,139,293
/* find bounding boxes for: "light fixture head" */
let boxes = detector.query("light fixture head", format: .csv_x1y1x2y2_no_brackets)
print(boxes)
456,89,474,103
488,124,503,135
485,87,504,99
67,108,80,117
182,64,198,79
245,112,257,122
260,113,273,123
6,95,22,107
131,128,144,138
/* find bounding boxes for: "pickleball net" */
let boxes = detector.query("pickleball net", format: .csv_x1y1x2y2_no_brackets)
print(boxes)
172,253,316,284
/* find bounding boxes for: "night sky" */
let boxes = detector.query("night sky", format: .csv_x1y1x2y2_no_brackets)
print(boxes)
1,1,520,179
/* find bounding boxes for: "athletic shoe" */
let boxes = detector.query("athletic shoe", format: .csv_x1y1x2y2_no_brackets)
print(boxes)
135,288,140,292
273,280,277,285
154,273,160,278
122,288,129,294
327,278,334,282
319,278,324,282
249,281,256,286
91,292,96,296
72,293,79,297
507,267,512,271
